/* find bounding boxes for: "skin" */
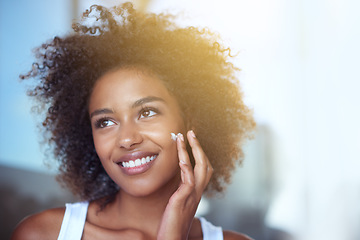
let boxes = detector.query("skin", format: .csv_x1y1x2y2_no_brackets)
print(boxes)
11,68,252,240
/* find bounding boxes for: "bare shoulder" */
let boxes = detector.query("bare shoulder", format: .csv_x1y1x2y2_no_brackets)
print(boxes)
11,207,65,240
223,230,254,240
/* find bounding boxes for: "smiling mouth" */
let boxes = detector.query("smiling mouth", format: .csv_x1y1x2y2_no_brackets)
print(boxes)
120,154,157,168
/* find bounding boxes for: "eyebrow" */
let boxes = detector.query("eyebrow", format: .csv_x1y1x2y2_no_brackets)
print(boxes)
90,96,165,118
90,108,114,118
132,96,165,108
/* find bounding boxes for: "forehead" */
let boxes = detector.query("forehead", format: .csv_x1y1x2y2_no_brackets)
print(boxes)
88,68,177,110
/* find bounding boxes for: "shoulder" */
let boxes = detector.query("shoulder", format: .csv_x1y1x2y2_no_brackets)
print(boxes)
223,230,254,240
11,207,65,240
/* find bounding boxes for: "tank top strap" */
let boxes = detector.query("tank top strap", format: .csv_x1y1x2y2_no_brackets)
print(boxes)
199,217,224,240
57,201,89,240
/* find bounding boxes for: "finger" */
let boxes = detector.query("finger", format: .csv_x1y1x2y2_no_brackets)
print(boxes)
187,130,212,192
177,133,195,186
176,133,192,168
169,160,196,204
178,160,195,190
204,160,213,185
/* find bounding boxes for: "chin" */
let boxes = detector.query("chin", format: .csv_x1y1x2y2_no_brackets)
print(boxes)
118,172,181,198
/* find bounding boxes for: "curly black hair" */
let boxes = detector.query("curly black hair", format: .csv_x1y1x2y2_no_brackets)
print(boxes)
21,2,255,201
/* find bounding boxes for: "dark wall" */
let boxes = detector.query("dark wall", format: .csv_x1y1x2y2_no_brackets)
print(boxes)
0,165,76,239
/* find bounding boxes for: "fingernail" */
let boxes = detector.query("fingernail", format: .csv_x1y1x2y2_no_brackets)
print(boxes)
189,130,196,138
177,133,184,141
180,159,186,164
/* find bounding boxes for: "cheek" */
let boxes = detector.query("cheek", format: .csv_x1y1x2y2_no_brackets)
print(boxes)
145,129,177,149
142,119,184,148
92,133,113,161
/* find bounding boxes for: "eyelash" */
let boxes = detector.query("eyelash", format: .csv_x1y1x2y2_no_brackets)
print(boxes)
94,117,115,129
93,107,160,129
138,107,159,119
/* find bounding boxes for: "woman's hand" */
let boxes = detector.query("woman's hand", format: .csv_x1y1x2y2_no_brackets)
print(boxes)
157,130,213,240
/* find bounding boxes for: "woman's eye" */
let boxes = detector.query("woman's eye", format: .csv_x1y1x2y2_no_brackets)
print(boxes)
95,119,115,128
139,109,157,119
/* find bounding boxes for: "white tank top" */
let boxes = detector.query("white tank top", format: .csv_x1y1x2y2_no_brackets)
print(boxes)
57,202,223,240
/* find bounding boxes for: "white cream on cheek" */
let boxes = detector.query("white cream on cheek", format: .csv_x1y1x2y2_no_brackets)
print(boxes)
170,133,177,141
170,132,183,141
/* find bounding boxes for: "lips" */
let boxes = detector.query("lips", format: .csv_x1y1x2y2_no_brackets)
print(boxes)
120,154,157,168
116,152,158,169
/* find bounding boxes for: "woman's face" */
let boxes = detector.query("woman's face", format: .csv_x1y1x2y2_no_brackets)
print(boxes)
88,68,185,197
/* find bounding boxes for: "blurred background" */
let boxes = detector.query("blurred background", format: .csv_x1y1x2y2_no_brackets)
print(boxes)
1,0,360,239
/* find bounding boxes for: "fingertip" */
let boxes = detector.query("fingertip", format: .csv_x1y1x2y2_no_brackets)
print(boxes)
179,133,185,141
189,130,196,138
187,130,198,144
177,133,184,142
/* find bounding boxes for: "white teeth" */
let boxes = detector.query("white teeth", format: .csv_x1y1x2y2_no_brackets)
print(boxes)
135,159,141,166
121,155,157,168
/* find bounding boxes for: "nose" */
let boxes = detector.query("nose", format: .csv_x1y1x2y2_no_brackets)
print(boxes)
117,122,143,149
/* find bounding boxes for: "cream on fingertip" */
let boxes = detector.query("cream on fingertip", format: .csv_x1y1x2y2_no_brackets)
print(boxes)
177,133,184,141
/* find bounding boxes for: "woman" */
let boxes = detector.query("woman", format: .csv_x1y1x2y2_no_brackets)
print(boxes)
12,3,255,239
